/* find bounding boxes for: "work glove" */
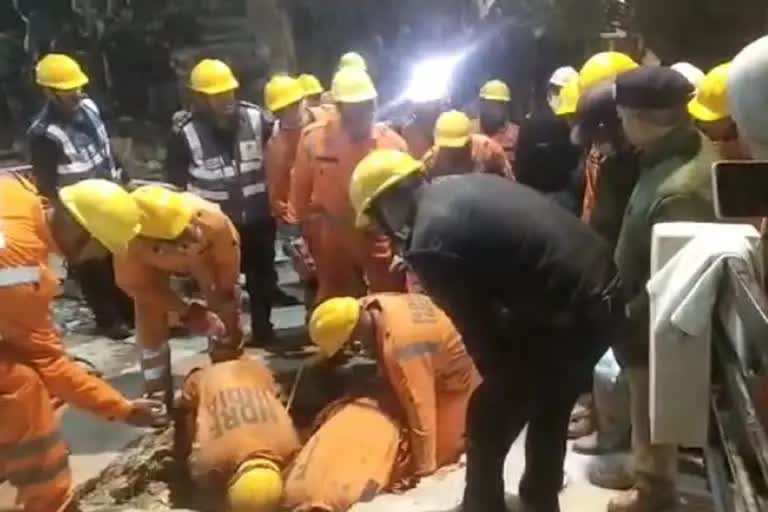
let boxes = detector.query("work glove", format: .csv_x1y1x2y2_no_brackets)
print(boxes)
125,398,168,427
183,302,226,338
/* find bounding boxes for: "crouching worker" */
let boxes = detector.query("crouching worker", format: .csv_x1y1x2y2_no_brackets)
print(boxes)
283,395,409,512
0,176,166,512
177,358,301,512
309,293,480,479
114,185,244,398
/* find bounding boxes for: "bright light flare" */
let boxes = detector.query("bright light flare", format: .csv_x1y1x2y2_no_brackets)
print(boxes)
405,55,462,103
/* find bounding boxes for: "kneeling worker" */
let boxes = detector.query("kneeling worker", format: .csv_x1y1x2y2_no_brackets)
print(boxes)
0,176,165,512
283,395,408,512
177,357,301,511
309,292,480,478
114,185,243,398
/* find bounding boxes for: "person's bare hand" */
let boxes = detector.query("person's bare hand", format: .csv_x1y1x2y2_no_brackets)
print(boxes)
125,398,168,427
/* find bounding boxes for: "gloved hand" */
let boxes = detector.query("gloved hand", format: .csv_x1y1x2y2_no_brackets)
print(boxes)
125,398,168,427
184,303,226,338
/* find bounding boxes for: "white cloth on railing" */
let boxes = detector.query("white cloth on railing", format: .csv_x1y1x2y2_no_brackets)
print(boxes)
648,232,756,338
647,227,760,446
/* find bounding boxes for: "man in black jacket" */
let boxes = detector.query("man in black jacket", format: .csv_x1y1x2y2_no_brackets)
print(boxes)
349,150,626,512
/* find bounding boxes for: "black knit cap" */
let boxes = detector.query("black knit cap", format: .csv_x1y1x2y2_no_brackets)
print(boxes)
614,66,694,109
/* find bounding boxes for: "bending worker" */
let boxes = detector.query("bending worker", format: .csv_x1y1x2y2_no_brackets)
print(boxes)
349,150,625,512
290,66,406,304
114,185,243,398
177,358,300,512
309,292,480,478
283,395,409,512
165,58,280,345
476,80,519,173
0,176,164,512
422,110,512,180
27,53,133,340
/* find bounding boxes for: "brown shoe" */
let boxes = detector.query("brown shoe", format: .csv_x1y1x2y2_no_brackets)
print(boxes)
606,486,678,512
588,458,635,490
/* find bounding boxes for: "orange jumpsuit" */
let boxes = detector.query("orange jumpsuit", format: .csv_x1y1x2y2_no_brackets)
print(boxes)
422,134,513,181
488,122,520,177
363,293,481,477
265,107,337,225
580,144,603,224
290,118,407,303
114,195,242,395
0,174,135,512
283,396,409,512
401,120,434,159
179,358,300,488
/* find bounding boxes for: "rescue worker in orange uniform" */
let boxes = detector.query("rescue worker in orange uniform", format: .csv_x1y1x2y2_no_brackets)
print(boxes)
422,110,512,181
476,80,519,174
283,395,409,512
0,176,165,512
290,67,407,304
298,74,325,108
177,357,301,512
114,185,243,398
309,293,480,478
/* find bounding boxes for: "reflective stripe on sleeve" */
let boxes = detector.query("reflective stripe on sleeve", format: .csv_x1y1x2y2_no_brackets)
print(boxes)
396,341,439,361
0,266,41,287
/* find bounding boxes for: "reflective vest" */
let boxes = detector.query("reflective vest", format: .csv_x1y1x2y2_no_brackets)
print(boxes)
178,102,269,225
27,98,120,187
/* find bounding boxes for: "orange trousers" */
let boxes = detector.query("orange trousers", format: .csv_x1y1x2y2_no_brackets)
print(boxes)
283,397,406,512
0,359,72,512
134,300,172,396
435,387,475,467
307,216,404,304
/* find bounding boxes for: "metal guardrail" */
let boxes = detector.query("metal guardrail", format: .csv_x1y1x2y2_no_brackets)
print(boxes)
709,258,768,512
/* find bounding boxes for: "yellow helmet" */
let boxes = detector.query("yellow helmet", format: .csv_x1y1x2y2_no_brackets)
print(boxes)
36,54,89,90
435,110,471,148
264,75,305,112
309,297,361,358
189,59,239,95
131,185,195,240
579,52,638,91
227,458,283,512
338,52,367,71
688,62,731,122
298,73,324,96
331,67,377,104
479,79,511,102
58,179,141,253
554,76,580,116
349,149,424,228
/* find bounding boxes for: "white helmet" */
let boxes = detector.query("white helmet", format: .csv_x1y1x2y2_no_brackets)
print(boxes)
729,36,768,158
671,62,705,88
549,66,578,87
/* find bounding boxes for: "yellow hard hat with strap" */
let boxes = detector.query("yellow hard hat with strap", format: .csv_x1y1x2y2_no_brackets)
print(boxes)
331,67,377,103
298,74,324,96
688,62,731,122
338,52,367,71
349,149,424,228
131,185,195,240
479,80,511,102
579,52,638,91
227,458,283,512
554,76,580,116
58,179,141,253
264,75,305,112
189,59,239,95
434,110,471,148
309,297,361,358
36,54,89,90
